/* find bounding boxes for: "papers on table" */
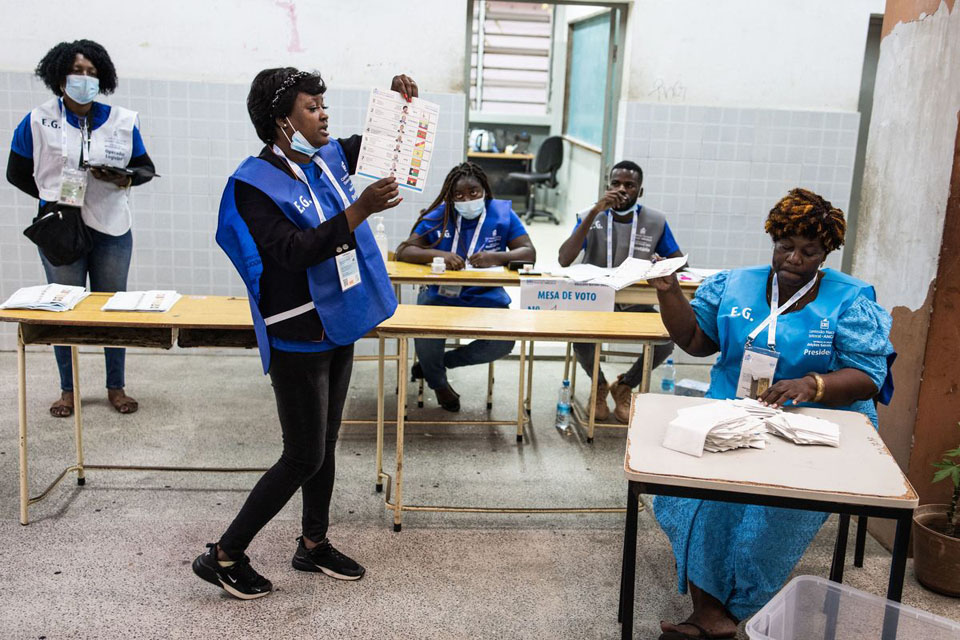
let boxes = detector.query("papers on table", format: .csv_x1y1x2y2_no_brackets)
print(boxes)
0,284,89,312
464,265,505,272
549,255,688,290
662,398,841,457
355,88,440,193
101,290,181,312
663,400,768,457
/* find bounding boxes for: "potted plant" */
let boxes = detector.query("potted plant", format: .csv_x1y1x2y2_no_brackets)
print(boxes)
912,422,960,596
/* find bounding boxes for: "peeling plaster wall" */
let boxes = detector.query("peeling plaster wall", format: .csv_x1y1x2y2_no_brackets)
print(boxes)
0,1,466,93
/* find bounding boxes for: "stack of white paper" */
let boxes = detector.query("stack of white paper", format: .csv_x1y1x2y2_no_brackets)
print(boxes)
765,412,840,447
0,284,89,312
549,256,688,290
663,401,768,457
101,290,182,312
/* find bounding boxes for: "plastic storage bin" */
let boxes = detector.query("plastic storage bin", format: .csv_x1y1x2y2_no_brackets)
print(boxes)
746,576,960,640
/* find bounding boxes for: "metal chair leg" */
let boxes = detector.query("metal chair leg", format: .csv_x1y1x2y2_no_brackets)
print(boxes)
486,361,494,410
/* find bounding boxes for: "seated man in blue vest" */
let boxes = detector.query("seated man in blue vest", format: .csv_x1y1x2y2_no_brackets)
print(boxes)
557,160,683,423
394,162,536,411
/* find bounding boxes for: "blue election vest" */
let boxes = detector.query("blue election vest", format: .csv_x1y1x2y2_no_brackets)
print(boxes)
708,266,880,423
216,140,397,373
419,199,516,308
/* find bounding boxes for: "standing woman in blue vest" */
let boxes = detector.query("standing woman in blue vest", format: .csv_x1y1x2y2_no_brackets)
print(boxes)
6,40,156,417
647,189,893,639
193,68,414,600
394,162,536,411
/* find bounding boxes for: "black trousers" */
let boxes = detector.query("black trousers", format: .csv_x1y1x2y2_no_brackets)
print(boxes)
219,345,354,559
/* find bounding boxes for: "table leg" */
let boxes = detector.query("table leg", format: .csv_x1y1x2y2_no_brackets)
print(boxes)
70,347,85,486
17,329,29,525
516,340,526,442
639,342,654,394
881,512,912,640
854,516,867,568
486,361,494,410
587,343,600,443
376,336,385,493
524,341,534,415
829,513,850,584
619,482,639,639
563,341,572,381
393,337,408,532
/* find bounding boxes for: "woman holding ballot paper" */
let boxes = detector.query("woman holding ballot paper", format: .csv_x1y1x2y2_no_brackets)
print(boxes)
646,188,893,639
393,162,536,411
6,40,157,417
194,68,415,600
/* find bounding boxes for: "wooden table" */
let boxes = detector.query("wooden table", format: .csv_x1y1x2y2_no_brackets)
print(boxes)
617,394,919,640
375,304,670,531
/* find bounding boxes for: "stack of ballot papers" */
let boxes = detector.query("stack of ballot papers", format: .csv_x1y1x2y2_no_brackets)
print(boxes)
0,284,89,312
549,256,688,290
662,400,769,457
764,412,840,447
101,290,181,312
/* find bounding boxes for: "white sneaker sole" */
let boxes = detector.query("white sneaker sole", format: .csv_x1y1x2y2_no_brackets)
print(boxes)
218,578,271,600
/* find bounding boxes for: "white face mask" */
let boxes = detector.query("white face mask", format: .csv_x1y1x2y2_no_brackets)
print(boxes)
282,117,321,157
454,197,485,220
63,75,99,105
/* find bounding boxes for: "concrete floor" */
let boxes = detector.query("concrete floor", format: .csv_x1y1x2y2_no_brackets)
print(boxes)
0,348,957,639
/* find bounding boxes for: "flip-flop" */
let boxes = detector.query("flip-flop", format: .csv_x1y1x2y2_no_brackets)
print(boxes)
111,396,139,414
49,401,73,418
658,621,736,640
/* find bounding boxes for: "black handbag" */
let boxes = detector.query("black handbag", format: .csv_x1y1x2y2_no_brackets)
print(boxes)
23,202,92,266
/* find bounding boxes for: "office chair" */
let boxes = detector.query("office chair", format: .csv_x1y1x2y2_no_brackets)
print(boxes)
507,136,563,224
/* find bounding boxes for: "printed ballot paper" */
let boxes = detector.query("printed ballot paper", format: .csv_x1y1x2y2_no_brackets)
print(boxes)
0,284,89,312
549,256,688,290
356,88,440,193
101,290,182,312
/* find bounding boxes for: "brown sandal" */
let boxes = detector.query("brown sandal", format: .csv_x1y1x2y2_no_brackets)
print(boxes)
108,389,139,414
49,392,74,418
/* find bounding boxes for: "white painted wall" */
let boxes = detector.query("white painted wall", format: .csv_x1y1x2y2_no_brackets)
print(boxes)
624,0,885,110
852,3,960,311
0,0,466,92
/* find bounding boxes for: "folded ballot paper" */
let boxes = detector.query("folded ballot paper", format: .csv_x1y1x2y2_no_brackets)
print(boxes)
101,290,182,312
550,255,688,290
0,284,89,312
662,398,841,457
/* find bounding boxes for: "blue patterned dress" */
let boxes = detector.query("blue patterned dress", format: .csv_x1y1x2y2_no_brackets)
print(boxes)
653,266,893,620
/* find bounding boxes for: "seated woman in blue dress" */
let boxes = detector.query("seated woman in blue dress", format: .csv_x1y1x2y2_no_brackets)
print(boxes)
394,162,536,411
647,188,893,639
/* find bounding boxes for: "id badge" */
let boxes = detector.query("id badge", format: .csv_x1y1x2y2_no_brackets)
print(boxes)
335,249,361,291
437,285,462,298
58,166,88,206
735,343,779,399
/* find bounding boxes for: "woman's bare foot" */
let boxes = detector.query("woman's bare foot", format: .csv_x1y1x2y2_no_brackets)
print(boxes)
108,388,138,414
49,391,74,418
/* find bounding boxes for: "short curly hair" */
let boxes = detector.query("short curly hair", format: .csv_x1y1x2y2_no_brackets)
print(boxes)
35,40,118,97
247,67,327,145
765,188,846,253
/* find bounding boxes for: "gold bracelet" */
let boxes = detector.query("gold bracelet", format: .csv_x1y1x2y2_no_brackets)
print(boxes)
807,372,825,402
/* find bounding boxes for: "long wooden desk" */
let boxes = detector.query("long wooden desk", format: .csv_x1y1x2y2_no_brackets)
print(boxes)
385,260,699,306
375,304,669,531
618,394,918,640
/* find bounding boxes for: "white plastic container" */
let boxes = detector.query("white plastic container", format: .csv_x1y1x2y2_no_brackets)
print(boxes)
431,256,446,274
746,576,960,640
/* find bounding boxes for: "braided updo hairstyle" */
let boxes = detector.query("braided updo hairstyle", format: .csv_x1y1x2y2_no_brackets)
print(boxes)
247,67,326,144
765,188,846,253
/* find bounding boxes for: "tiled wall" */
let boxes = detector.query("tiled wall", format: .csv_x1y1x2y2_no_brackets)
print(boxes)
0,71,465,351
619,102,859,270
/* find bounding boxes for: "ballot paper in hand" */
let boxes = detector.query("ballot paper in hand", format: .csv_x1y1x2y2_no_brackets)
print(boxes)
101,290,182,312
662,401,768,457
355,88,440,193
550,255,688,290
0,284,89,311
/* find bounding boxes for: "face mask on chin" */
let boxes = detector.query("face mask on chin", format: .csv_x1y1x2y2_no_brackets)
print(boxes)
283,118,322,157
63,75,99,105
454,197,485,220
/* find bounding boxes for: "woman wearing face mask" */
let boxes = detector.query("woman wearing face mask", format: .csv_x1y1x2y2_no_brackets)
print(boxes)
394,162,536,411
6,40,156,417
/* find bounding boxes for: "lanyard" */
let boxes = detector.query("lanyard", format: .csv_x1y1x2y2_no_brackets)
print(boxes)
451,208,488,258
272,145,328,223
606,206,638,269
59,100,91,165
747,272,818,349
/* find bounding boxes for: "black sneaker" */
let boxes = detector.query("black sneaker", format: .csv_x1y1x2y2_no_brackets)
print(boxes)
192,543,273,600
411,362,424,380
291,536,365,580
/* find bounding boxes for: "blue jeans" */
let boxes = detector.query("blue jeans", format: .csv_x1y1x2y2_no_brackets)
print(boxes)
40,228,133,391
414,289,515,390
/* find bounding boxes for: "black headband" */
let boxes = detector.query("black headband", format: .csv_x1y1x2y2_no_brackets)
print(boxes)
270,71,311,113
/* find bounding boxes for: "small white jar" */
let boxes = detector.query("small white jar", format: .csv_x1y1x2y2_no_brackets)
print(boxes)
431,256,446,274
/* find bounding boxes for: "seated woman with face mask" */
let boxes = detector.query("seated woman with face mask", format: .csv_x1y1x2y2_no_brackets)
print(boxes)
394,162,536,411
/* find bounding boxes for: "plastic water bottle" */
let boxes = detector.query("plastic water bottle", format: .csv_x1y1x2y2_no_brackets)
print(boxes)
660,358,676,394
555,379,572,432
373,216,389,264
